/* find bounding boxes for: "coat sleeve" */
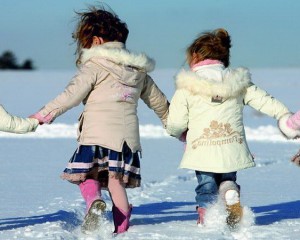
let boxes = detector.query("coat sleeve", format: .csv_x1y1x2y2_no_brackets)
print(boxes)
140,75,169,127
244,83,290,119
0,105,38,133
166,89,189,138
244,83,300,138
37,63,99,122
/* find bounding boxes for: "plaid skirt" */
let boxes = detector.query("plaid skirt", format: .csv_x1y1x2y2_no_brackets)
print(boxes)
60,143,141,188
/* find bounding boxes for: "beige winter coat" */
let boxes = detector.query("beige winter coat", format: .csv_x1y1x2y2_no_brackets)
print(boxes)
38,42,169,152
167,64,293,173
0,105,38,133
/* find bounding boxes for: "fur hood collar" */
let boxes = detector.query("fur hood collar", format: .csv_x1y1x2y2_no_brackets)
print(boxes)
80,42,155,72
175,64,251,99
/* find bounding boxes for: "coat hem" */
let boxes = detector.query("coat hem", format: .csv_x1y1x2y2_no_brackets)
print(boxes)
179,163,255,173
77,141,142,153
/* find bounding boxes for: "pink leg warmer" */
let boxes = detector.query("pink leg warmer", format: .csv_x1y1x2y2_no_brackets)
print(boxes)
79,179,101,212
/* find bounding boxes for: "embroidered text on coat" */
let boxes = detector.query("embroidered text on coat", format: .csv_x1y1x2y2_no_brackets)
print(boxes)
192,121,243,149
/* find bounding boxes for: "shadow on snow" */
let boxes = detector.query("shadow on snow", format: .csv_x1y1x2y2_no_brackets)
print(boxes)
131,201,197,225
0,210,81,231
252,200,300,225
131,200,300,226
2,200,299,231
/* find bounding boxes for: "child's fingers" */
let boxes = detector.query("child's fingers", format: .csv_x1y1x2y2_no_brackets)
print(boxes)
291,151,300,166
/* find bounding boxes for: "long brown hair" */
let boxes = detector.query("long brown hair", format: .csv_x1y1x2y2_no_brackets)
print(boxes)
72,5,129,65
187,28,231,67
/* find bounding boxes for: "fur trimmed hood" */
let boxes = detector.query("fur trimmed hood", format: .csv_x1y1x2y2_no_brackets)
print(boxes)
175,64,251,99
79,42,155,72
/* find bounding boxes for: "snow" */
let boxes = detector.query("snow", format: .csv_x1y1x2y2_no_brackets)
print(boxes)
0,69,300,239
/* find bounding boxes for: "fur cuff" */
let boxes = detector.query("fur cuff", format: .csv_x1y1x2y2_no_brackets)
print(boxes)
278,113,300,139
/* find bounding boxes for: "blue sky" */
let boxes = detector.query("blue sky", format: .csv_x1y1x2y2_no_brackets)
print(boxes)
1,0,300,70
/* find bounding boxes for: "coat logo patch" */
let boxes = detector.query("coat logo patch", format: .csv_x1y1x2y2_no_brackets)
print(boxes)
110,82,137,102
192,120,243,149
211,95,223,103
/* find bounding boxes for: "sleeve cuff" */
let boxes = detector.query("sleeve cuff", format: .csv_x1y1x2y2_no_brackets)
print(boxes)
278,113,300,139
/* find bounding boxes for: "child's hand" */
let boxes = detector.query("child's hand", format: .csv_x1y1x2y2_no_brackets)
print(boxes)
29,112,53,125
291,149,300,166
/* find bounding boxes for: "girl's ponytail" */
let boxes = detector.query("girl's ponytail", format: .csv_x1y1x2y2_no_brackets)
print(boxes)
214,28,231,50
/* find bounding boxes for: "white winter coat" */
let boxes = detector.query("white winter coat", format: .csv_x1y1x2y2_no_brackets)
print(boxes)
167,64,293,173
0,105,38,133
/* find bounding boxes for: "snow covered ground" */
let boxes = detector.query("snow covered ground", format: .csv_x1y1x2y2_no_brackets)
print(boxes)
0,69,300,239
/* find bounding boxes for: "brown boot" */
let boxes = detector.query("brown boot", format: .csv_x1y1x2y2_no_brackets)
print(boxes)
226,202,243,229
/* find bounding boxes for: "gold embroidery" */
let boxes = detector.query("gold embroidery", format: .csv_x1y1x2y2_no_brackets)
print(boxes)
192,120,243,149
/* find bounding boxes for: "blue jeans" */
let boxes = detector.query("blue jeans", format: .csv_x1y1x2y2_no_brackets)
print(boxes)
195,171,237,208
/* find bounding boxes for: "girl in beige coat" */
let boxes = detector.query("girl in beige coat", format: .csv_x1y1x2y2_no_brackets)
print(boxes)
31,7,169,234
0,105,38,133
166,28,297,229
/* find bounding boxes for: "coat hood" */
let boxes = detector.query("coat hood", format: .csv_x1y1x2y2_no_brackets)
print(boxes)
175,64,251,99
80,42,155,72
79,42,155,86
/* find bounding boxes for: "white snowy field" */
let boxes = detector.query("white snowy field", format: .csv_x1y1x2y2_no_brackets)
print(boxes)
0,138,300,240
0,69,300,239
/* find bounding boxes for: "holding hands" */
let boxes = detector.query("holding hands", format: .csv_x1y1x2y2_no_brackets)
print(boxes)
29,112,53,125
278,112,300,139
287,110,300,139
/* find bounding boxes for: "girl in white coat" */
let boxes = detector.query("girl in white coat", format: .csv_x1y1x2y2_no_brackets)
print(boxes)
166,28,298,229
0,105,38,133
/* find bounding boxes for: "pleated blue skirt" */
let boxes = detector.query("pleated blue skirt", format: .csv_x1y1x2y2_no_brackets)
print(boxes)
61,142,141,188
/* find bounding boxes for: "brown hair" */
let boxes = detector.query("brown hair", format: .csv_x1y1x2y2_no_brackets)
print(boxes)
187,28,231,67
73,6,129,64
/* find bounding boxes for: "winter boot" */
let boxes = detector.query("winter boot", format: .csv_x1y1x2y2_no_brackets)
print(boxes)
219,181,243,229
225,190,243,229
196,206,206,225
79,179,105,233
81,199,106,233
112,205,132,234
226,201,243,229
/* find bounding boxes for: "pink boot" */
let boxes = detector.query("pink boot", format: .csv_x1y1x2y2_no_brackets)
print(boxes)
79,179,106,233
112,205,132,233
196,207,206,225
